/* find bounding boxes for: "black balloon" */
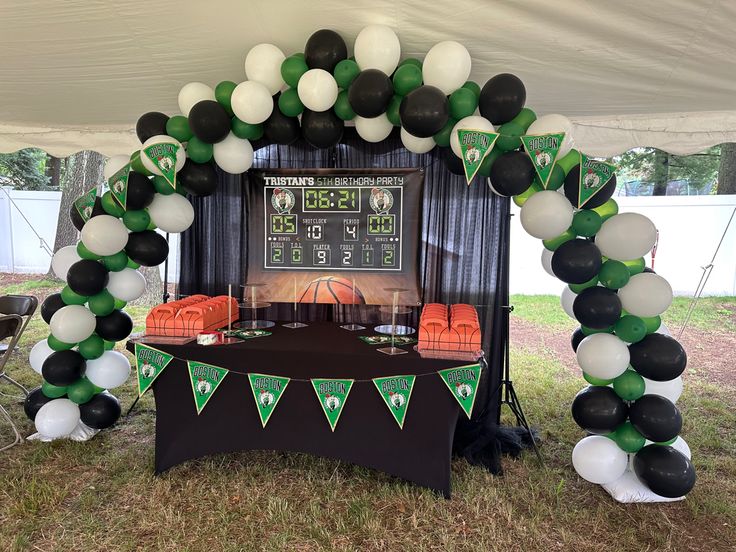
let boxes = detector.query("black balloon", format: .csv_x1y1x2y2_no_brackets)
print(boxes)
488,151,535,196
633,445,696,498
70,196,106,232
24,386,54,421
571,385,628,434
95,309,133,341
348,69,393,118
629,333,687,381
642,267,657,274
126,172,156,210
263,99,300,145
41,293,66,324
189,100,231,144
399,86,450,138
629,395,682,443
478,73,526,125
80,392,121,429
136,111,169,143
305,29,347,72
444,148,465,176
42,350,86,386
573,287,622,329
301,109,344,149
179,160,218,196
66,259,109,297
551,239,602,284
571,327,586,352
125,230,169,267
564,165,617,209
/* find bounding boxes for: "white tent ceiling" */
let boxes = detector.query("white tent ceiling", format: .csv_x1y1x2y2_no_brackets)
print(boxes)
1,0,735,157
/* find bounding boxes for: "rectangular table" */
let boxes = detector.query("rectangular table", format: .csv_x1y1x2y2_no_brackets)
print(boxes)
128,322,488,497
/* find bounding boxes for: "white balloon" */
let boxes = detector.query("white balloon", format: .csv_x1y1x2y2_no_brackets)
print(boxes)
618,273,673,318
541,248,555,277
244,43,286,95
576,333,630,380
297,69,338,112
519,190,574,240
595,213,657,261
103,155,130,180
213,132,254,174
51,245,82,281
178,82,215,116
670,436,692,459
231,81,274,124
422,41,472,95
354,25,401,75
643,376,683,403
450,116,495,157
147,193,195,233
84,351,131,390
140,135,186,175
80,215,129,257
572,435,628,484
29,339,55,375
400,128,435,154
106,268,146,302
35,398,80,439
355,114,393,143
561,286,577,319
656,322,671,336
527,115,575,158
49,305,96,344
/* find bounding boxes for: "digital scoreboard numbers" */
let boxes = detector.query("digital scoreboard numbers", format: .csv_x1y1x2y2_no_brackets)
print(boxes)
263,177,404,271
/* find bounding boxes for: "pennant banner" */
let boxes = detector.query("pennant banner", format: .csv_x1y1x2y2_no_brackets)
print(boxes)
187,361,228,414
311,378,354,431
135,343,174,397
373,375,416,429
248,373,290,427
73,186,98,223
437,364,482,419
108,163,131,210
520,133,565,189
457,129,499,185
578,153,616,208
142,142,180,189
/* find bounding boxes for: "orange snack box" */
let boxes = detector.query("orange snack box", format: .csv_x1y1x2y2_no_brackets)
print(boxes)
146,295,239,336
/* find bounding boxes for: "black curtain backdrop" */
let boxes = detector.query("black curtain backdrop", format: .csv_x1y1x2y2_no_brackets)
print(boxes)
179,128,512,473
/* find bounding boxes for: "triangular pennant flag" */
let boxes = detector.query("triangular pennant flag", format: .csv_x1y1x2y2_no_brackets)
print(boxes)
73,186,99,223
248,373,290,427
373,375,416,429
457,129,499,185
578,153,616,208
142,142,180,189
437,364,482,419
187,361,228,414
135,343,174,397
521,133,565,189
108,163,131,210
311,379,354,431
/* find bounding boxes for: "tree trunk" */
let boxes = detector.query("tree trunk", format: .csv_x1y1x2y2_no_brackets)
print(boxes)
652,149,669,196
134,265,164,307
717,143,736,195
46,155,62,188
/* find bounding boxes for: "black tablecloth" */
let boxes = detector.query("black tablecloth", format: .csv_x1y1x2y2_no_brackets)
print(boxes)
128,323,488,497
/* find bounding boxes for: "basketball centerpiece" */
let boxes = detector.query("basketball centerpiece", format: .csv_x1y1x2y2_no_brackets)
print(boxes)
298,276,366,304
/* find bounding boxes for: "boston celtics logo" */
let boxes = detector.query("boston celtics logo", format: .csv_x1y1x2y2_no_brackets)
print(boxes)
140,362,155,379
584,169,601,189
272,187,295,214
369,187,393,214
464,144,481,165
196,377,212,396
259,389,275,407
112,177,126,195
389,391,406,409
324,394,340,412
455,382,473,400
535,150,552,168
157,155,174,172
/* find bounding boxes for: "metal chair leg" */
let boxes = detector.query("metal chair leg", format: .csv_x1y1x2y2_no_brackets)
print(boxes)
0,373,29,397
0,403,23,452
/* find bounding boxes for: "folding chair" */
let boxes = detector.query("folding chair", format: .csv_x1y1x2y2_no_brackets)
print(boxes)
0,315,23,451
0,295,39,397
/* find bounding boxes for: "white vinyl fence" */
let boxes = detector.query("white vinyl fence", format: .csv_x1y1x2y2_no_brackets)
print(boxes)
2,187,735,296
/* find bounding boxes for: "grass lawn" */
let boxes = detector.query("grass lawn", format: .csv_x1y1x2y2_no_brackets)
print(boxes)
0,278,734,551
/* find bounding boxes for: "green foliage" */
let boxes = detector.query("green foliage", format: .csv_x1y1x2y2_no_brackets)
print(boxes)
0,149,50,190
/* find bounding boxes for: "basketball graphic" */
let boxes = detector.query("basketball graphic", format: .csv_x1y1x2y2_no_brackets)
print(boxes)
298,276,366,304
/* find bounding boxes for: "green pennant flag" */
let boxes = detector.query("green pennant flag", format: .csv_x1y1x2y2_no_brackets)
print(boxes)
578,153,616,208
142,142,180,189
73,186,99,223
373,375,416,429
108,163,131,210
437,364,482,419
521,133,565,189
187,361,228,414
248,373,290,427
457,129,499,185
311,378,354,431
135,343,174,397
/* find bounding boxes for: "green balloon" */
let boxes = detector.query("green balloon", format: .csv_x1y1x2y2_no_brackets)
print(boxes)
292,52,305,60
61,286,88,306
147,219,157,231
334,90,357,121
657,436,678,446
512,180,542,207
281,55,309,88
101,191,125,217
77,241,101,261
433,118,457,147
461,81,481,99
165,115,193,143
66,377,96,404
126,258,140,269
231,117,264,140
612,422,646,453
88,290,115,317
333,59,360,89
130,151,152,176
104,340,117,351
186,137,213,164
278,88,304,117
613,369,646,401
540,164,565,191
478,148,503,177
42,381,67,399
448,87,478,120
623,257,646,276
494,121,524,152
215,80,237,115
583,372,613,386
386,95,402,126
571,210,602,237
152,175,175,195
592,198,619,221
543,228,576,251
581,324,613,336
47,334,74,351
123,209,151,232
102,250,129,272
570,276,599,294
78,334,105,360
393,64,423,96
399,57,422,69
642,315,662,334
114,299,127,309
509,107,537,131
599,260,631,289
556,149,580,174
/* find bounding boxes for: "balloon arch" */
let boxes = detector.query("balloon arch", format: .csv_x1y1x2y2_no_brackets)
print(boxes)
26,26,694,500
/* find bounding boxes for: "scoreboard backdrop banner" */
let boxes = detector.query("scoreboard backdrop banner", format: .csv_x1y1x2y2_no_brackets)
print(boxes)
247,168,424,306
